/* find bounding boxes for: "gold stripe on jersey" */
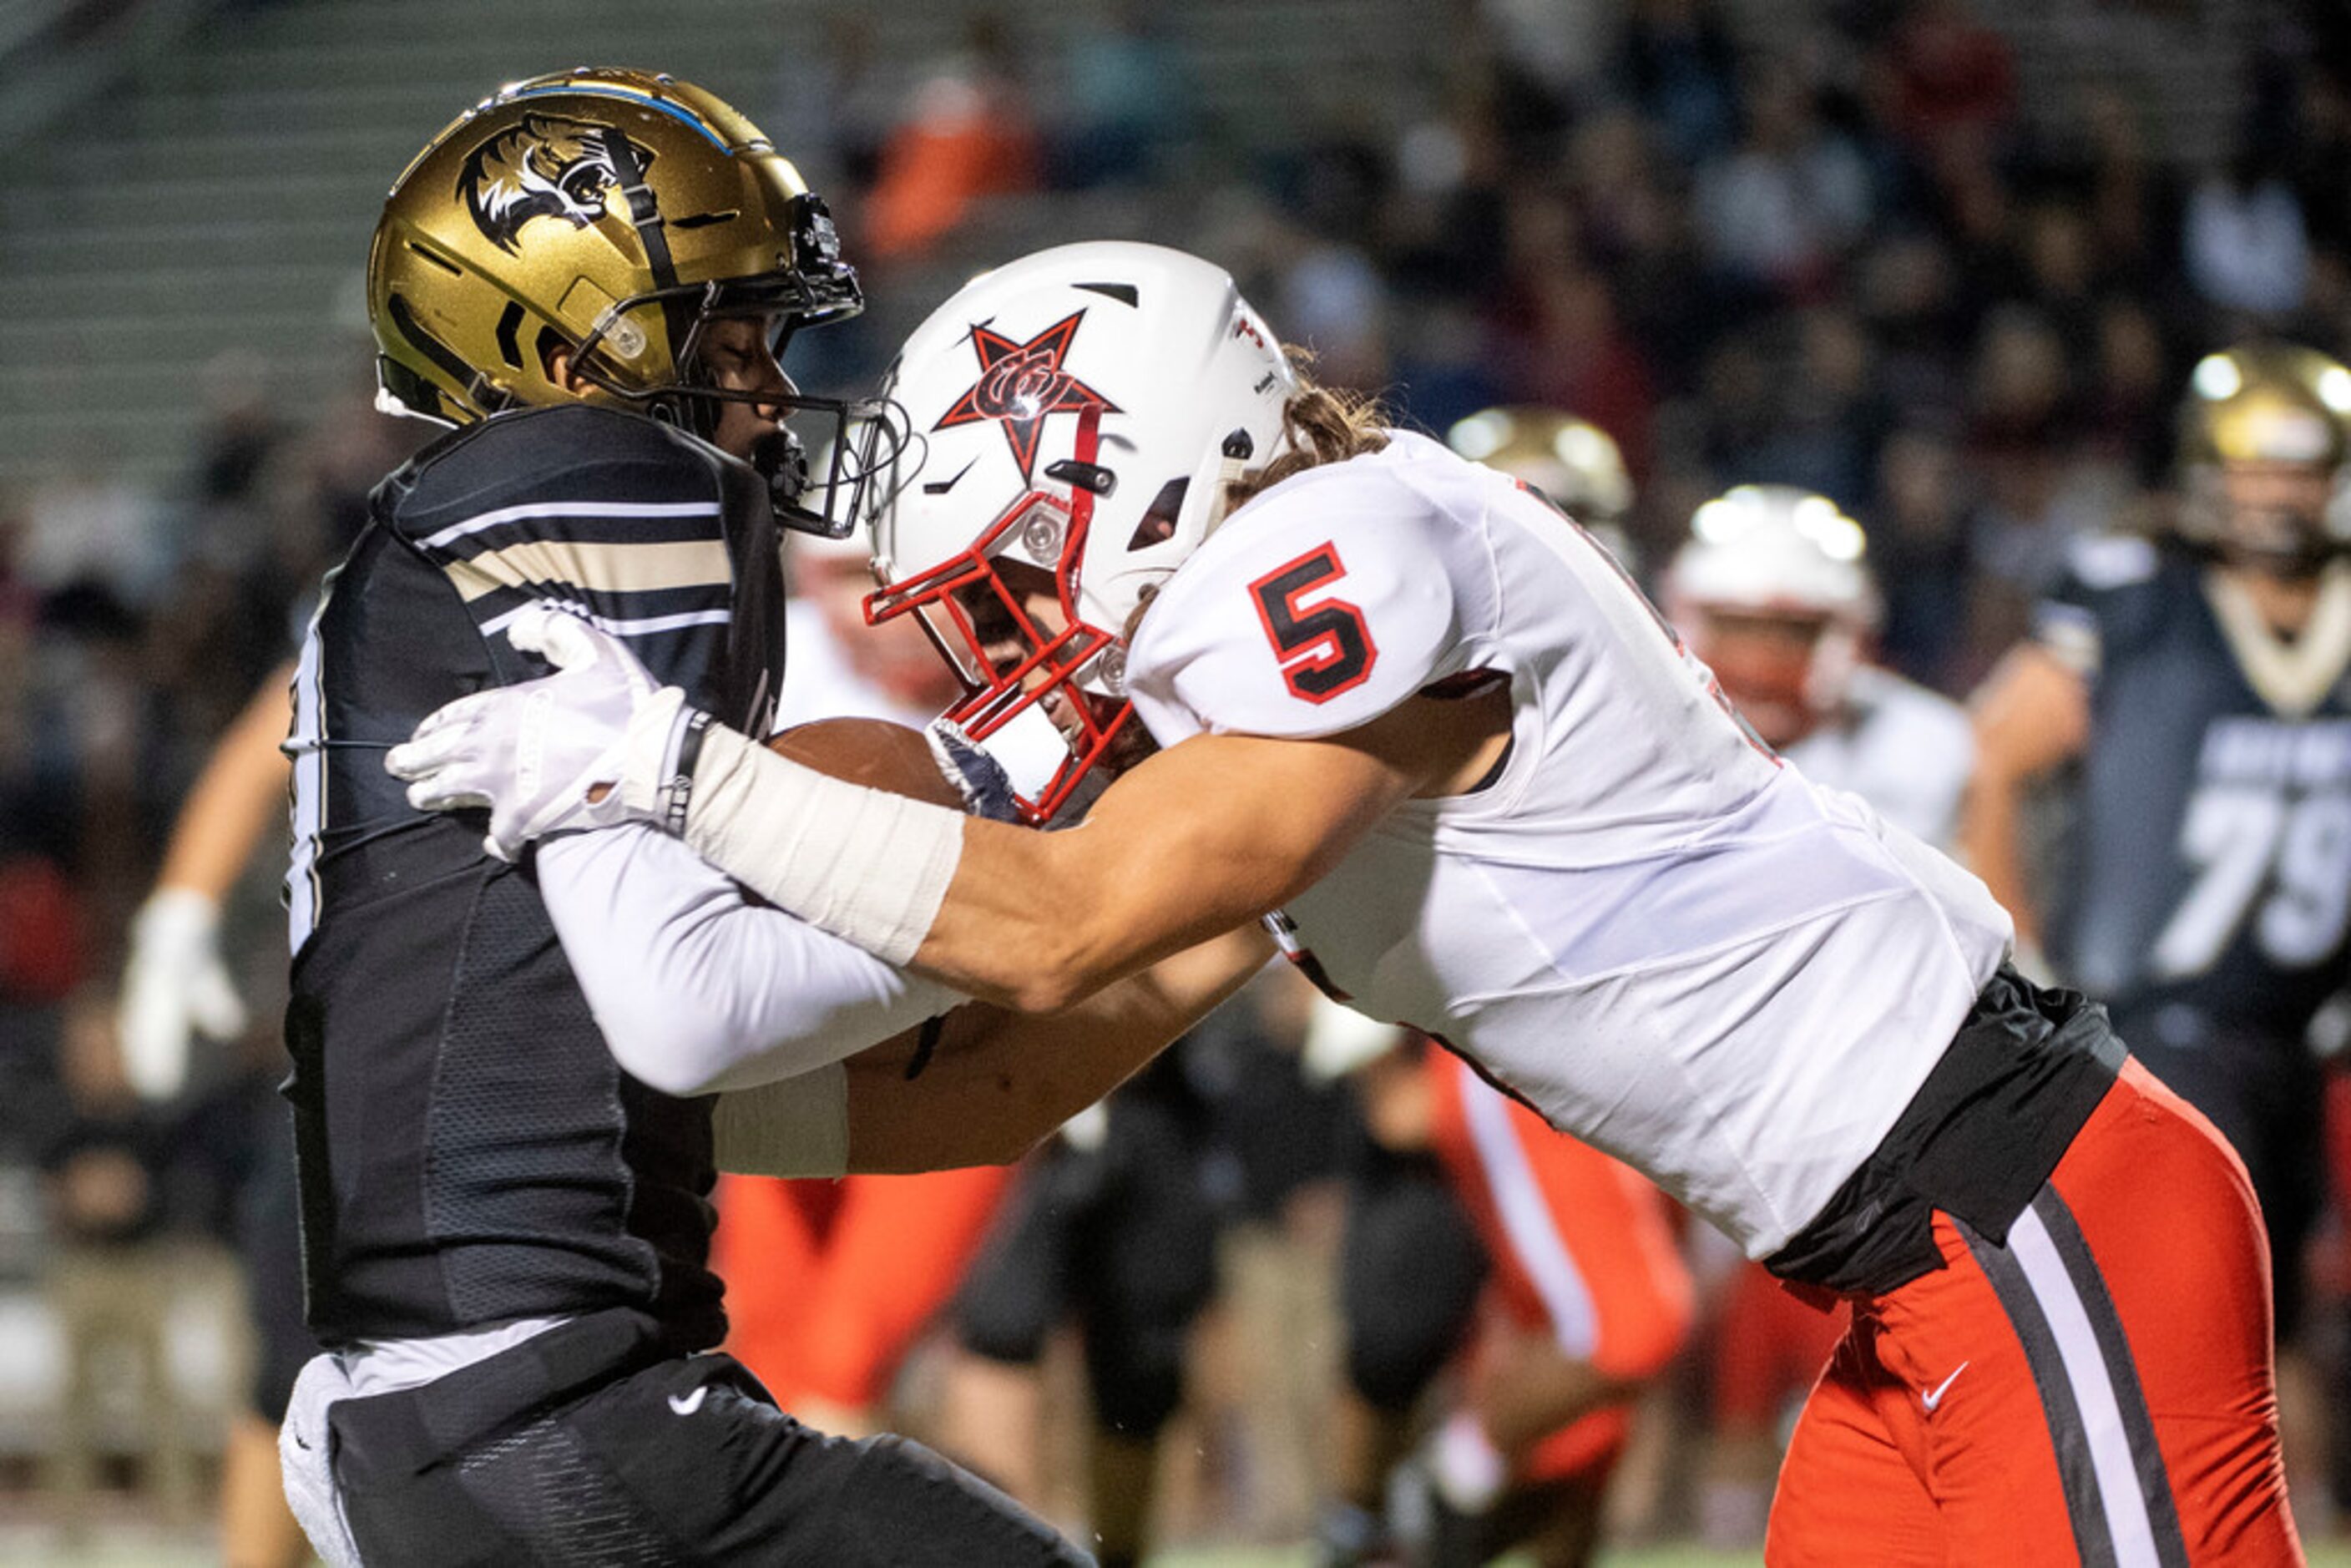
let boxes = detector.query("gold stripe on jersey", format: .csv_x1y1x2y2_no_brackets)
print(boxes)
2202,560,2351,718
442,539,734,604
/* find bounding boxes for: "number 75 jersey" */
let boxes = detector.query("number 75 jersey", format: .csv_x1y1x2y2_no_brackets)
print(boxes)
2038,540,2351,1038
1124,432,2015,1262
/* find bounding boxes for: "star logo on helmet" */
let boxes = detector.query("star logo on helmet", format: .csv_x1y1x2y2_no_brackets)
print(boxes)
933,311,1120,483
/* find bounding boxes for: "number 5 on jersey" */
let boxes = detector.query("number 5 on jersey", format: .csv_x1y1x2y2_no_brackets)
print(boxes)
1250,544,1378,703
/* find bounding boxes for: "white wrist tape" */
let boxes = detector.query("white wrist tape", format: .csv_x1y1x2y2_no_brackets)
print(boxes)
682,722,965,967
711,1061,849,1178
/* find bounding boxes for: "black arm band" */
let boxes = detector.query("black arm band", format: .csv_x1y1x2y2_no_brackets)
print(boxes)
903,1014,946,1080
662,708,716,837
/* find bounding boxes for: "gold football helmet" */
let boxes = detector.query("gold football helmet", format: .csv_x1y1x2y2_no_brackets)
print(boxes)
368,68,880,531
1444,406,1634,526
2177,342,2351,572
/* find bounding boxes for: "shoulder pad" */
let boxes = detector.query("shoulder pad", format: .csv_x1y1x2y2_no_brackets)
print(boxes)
361,405,783,728
1129,459,1487,743
2042,538,2194,670
382,405,729,544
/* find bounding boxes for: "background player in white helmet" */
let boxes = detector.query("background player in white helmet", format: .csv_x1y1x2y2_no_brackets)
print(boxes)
1661,483,1977,1545
397,240,2299,1560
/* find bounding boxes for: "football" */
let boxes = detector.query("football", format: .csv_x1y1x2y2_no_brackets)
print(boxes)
766,716,962,808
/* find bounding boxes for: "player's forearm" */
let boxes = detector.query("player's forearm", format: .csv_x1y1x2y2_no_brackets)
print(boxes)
667,721,1103,1008
1955,774,2044,950
1962,644,2089,953
154,665,296,898
843,926,1273,1171
677,720,1395,1012
537,827,957,1096
916,728,1423,1009
910,819,1257,1011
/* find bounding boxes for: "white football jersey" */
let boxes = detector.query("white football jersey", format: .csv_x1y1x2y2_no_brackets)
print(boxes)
1783,665,1976,851
1126,433,2012,1259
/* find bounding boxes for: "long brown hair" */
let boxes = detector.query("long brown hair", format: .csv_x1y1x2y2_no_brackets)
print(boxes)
1222,357,1392,512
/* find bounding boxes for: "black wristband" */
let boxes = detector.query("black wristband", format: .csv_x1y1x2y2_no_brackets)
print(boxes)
662,708,715,837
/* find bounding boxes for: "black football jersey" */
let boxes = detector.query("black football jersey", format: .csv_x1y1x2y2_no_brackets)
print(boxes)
2039,539,2351,1044
281,404,786,1348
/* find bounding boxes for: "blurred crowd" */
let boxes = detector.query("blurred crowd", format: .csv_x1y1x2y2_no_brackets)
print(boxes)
8,0,2351,1557
781,0,2351,692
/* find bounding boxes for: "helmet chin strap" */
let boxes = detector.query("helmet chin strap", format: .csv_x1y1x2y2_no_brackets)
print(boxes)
596,126,741,443
597,128,690,372
1059,404,1105,620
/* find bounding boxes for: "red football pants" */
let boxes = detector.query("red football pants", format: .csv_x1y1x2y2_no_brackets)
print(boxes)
1767,1059,2298,1565
1428,1054,1693,1481
1713,1259,1847,1436
714,1166,1016,1410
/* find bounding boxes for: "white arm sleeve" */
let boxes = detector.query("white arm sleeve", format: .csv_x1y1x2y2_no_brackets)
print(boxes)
534,827,958,1096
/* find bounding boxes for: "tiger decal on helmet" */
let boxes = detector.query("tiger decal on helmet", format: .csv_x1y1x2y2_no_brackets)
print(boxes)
458,112,650,253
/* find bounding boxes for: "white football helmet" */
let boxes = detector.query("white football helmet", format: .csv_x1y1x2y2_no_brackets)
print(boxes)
1664,484,1878,746
860,241,1297,820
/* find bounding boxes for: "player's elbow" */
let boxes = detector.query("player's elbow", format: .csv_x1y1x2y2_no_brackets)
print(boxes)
988,933,1120,1014
933,898,1115,1013
601,1001,736,1098
614,1047,726,1100
992,970,1091,1015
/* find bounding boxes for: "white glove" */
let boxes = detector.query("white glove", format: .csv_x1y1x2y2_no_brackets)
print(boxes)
386,603,691,860
1427,1409,1507,1515
118,888,247,1100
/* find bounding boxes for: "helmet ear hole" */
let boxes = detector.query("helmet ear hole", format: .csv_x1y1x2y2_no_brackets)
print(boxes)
494,303,527,369
534,326,574,385
1126,478,1187,550
376,356,447,422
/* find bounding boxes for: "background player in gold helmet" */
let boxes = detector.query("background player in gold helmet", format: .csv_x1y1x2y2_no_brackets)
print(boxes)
2172,344,2351,579
1968,340,2351,1528
1446,405,1639,570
